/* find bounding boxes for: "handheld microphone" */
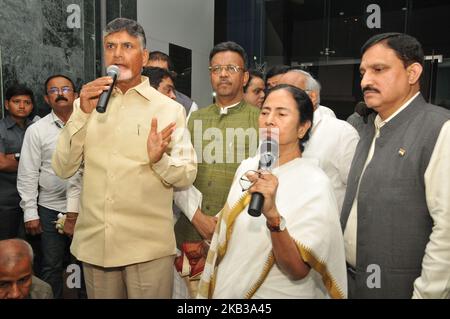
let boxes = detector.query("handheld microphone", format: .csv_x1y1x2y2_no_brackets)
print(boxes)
354,101,374,123
96,65,120,114
248,138,279,217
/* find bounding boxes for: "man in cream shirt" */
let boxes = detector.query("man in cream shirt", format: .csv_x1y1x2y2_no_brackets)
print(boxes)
52,18,197,299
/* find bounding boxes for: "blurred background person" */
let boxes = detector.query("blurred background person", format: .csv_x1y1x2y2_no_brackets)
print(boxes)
243,69,266,108
0,85,34,240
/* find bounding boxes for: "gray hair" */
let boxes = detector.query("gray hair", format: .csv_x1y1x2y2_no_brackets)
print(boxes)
103,18,147,49
289,69,321,105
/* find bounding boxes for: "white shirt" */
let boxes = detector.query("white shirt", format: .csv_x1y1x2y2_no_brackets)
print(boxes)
302,107,360,213
344,92,450,298
17,112,68,222
318,105,336,118
186,102,199,121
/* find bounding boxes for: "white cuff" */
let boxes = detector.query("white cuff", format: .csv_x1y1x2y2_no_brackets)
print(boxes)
66,197,80,213
24,209,40,223
173,185,202,221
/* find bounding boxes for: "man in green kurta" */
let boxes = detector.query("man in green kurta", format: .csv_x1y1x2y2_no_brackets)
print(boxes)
174,42,260,247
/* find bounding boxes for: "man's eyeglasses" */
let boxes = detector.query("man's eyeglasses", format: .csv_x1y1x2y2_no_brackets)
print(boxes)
47,86,73,95
209,65,244,75
239,170,261,192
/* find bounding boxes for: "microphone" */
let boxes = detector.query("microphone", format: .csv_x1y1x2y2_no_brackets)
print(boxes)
96,65,120,114
248,138,279,217
354,101,374,124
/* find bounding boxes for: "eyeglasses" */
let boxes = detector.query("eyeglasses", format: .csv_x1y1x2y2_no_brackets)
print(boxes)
209,65,244,75
47,86,73,95
239,170,261,192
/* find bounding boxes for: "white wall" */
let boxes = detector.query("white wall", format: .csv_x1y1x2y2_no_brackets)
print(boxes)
137,0,215,108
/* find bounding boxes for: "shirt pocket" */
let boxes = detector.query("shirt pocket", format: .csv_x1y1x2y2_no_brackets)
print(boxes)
120,122,150,164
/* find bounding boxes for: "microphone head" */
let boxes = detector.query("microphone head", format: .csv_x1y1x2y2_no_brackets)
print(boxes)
355,101,368,116
106,65,120,78
259,138,279,170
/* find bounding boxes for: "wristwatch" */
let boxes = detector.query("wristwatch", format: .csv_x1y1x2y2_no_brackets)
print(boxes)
14,153,20,161
266,215,286,232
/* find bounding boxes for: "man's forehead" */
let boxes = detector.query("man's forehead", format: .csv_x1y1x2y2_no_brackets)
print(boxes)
104,30,139,42
279,72,306,89
211,51,244,66
361,43,399,64
10,95,32,101
46,77,73,89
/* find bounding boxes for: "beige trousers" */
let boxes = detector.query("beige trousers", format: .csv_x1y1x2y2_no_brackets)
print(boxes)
83,255,174,299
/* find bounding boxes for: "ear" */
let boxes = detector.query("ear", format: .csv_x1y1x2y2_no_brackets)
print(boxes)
407,62,423,85
243,71,250,88
298,120,312,139
44,95,50,105
4,100,9,111
308,91,319,110
74,92,79,99
142,49,149,67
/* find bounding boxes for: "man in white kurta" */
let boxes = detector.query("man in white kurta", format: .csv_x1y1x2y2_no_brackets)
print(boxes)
279,70,359,212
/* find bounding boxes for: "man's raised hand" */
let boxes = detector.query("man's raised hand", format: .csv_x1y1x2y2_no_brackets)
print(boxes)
147,118,176,164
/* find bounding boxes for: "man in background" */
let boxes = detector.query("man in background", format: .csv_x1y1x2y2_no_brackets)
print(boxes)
280,69,359,212
147,51,198,117
0,238,53,299
0,85,34,240
17,75,77,298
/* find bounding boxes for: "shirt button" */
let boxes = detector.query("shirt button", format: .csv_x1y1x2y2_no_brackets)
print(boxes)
208,181,212,187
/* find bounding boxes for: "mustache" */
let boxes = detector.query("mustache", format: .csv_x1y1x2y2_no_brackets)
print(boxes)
55,95,68,102
362,86,380,94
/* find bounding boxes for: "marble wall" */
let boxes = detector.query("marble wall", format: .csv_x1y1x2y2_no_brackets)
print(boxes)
0,0,136,117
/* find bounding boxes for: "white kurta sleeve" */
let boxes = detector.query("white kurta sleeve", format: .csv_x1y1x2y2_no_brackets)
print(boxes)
413,120,450,299
173,185,203,221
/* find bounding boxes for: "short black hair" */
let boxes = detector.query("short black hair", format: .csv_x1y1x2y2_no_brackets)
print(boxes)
142,67,175,90
5,84,35,103
209,41,248,70
44,75,76,94
148,51,173,70
244,69,265,93
361,33,424,67
265,65,290,84
104,18,146,49
266,84,314,152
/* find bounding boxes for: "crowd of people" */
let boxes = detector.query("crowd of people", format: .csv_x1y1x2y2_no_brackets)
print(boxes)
0,18,449,299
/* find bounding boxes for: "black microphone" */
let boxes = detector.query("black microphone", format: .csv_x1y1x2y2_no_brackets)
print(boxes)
96,65,120,114
355,101,375,124
248,138,279,217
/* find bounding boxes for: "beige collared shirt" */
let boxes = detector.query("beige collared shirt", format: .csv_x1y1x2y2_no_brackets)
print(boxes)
52,77,197,267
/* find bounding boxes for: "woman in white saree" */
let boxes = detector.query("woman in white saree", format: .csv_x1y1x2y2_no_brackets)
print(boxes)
198,85,347,299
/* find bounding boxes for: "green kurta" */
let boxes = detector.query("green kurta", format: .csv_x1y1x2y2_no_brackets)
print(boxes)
175,101,260,246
